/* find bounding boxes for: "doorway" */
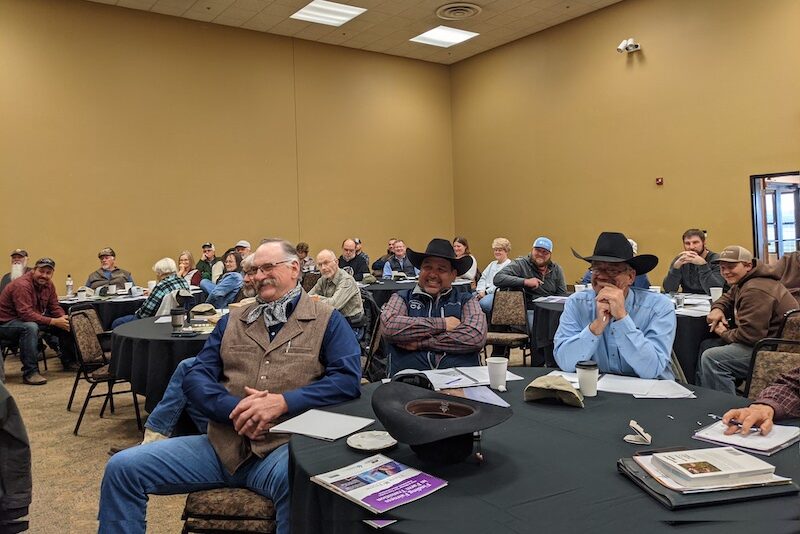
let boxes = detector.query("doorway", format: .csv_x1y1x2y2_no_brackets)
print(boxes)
751,171,800,264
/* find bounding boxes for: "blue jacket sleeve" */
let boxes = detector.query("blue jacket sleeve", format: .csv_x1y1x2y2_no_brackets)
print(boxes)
382,262,393,279
182,315,241,424
206,273,243,308
282,310,362,415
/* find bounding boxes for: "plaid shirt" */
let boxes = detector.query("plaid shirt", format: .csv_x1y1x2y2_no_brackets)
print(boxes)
755,366,800,420
381,289,486,353
135,274,189,319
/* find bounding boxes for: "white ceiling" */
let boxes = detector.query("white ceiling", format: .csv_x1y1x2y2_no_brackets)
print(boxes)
85,0,623,65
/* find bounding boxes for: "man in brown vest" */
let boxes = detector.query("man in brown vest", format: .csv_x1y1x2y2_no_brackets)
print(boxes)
98,239,362,534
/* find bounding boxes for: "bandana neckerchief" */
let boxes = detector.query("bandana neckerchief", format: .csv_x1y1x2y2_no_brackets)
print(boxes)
245,284,302,327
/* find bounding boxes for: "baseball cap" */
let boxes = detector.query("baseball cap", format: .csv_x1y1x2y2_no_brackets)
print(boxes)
98,247,116,258
353,238,362,245
533,237,553,252
35,257,56,269
715,246,753,263
10,249,28,257
235,240,251,249
201,242,214,250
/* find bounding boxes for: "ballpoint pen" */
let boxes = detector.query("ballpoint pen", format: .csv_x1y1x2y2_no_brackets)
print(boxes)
708,413,761,433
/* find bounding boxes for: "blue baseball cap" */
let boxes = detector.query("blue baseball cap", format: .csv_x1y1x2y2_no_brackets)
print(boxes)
532,237,553,252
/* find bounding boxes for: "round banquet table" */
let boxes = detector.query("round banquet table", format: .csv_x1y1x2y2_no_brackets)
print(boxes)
362,279,472,308
109,317,209,412
60,296,146,330
290,368,800,534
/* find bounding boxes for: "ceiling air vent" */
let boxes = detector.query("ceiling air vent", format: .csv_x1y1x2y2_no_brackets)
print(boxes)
435,3,482,21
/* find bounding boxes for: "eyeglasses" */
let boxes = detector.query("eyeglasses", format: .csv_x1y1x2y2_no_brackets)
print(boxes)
254,259,293,274
592,264,630,277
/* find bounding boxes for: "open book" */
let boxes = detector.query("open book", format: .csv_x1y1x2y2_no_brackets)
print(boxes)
311,454,446,513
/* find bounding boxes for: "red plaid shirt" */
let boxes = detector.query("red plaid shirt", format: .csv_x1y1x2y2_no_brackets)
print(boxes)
381,290,486,353
755,366,800,419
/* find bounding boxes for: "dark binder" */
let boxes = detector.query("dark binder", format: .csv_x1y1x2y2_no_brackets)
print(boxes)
617,457,799,510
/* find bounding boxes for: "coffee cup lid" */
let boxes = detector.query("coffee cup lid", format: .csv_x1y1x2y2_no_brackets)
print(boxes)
576,360,598,370
170,308,185,315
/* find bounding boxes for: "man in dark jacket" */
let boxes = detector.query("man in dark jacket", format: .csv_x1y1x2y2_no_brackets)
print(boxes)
338,238,369,281
85,247,134,290
662,228,726,295
381,238,487,375
0,382,31,533
0,250,31,296
698,246,796,394
493,236,567,333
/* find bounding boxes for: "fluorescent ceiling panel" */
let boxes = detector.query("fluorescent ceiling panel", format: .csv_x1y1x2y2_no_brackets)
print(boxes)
290,0,366,27
410,25,479,48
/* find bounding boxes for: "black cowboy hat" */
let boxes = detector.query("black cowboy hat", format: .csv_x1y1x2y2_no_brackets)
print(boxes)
372,381,512,464
406,238,473,276
571,232,658,276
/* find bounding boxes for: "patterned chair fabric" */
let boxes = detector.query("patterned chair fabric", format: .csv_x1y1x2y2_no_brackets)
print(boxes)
777,310,800,352
182,488,276,534
490,291,526,327
300,272,321,294
747,349,800,400
71,311,107,366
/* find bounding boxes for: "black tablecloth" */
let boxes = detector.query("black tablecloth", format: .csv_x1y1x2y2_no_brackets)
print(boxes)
532,300,713,384
109,318,208,412
290,368,800,534
60,297,145,330
362,280,472,308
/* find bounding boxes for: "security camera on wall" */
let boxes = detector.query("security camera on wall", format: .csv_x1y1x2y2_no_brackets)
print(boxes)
616,38,641,53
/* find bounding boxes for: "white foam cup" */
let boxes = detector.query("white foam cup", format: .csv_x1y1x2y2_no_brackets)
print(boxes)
486,357,508,390
710,287,723,302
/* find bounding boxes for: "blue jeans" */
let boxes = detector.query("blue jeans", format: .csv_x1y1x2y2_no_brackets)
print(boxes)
145,357,208,435
479,293,494,314
111,314,137,329
697,340,752,394
0,320,39,377
98,437,290,534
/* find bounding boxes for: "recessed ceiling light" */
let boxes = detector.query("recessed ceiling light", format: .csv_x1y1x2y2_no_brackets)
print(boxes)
290,0,366,27
410,25,479,48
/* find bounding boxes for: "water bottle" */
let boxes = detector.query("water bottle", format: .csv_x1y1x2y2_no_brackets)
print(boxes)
66,274,74,297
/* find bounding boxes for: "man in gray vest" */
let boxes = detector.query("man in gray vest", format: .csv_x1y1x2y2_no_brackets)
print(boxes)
98,239,362,534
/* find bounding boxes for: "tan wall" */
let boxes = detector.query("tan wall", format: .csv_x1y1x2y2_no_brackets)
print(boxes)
451,0,800,284
0,0,453,286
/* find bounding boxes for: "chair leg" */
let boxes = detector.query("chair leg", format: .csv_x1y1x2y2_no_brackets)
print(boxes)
107,382,116,415
132,390,143,431
100,387,111,418
74,383,98,435
66,371,82,411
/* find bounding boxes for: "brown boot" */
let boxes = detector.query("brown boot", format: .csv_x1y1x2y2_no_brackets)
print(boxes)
23,372,47,385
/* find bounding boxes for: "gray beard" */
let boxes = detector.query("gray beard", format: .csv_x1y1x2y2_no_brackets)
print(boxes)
10,264,25,280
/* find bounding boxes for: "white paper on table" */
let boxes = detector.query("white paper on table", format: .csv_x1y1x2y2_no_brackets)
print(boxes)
684,297,711,306
461,385,511,407
154,316,172,324
633,379,696,399
393,367,523,390
269,409,373,441
675,307,711,317
546,370,580,385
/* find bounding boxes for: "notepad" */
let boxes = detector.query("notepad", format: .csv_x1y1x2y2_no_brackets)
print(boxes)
693,421,800,456
269,409,373,441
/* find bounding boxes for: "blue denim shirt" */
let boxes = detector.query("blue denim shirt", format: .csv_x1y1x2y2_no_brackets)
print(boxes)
554,287,676,379
204,272,244,309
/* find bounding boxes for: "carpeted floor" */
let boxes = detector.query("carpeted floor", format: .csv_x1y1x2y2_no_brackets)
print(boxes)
3,351,184,533
5,347,528,533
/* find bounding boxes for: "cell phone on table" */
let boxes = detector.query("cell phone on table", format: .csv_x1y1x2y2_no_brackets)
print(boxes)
171,331,199,338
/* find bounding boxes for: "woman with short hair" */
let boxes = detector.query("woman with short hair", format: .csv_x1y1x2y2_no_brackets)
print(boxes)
477,238,512,313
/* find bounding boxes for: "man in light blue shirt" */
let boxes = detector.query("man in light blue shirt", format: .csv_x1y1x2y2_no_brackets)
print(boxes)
555,232,676,380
